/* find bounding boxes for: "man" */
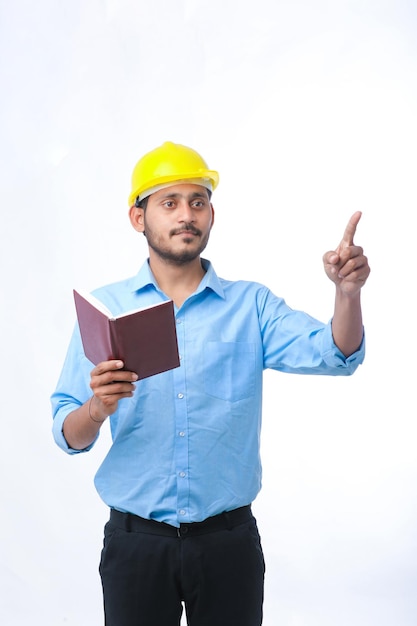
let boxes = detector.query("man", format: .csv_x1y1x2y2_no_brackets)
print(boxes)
51,141,370,626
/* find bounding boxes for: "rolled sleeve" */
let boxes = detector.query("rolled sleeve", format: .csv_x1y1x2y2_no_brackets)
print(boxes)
51,400,98,455
321,321,365,373
51,324,99,454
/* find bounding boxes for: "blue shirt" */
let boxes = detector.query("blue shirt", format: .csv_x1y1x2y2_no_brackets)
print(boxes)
51,259,365,527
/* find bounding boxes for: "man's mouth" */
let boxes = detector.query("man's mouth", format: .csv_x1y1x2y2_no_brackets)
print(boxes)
171,225,201,237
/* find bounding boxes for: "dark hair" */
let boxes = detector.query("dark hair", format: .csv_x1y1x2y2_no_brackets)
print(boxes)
135,196,149,210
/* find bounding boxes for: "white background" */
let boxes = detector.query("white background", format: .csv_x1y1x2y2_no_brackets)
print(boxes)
1,1,416,624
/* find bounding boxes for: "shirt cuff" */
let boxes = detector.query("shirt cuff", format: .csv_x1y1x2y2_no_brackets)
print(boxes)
52,407,98,455
321,322,365,372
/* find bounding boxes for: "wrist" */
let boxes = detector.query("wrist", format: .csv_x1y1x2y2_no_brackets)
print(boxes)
88,396,107,424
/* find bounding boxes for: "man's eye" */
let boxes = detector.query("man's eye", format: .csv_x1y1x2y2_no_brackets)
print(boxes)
164,201,175,208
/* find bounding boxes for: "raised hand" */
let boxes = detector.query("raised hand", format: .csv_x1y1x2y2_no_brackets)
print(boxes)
323,211,370,296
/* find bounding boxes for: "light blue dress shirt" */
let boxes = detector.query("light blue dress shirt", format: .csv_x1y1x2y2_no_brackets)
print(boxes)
51,259,365,527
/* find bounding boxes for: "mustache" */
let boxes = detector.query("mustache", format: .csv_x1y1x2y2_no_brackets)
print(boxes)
170,223,202,237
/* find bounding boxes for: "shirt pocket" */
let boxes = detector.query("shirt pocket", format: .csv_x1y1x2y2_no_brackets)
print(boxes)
204,341,256,402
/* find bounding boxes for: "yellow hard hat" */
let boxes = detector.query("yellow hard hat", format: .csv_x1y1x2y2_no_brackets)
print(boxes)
128,141,219,206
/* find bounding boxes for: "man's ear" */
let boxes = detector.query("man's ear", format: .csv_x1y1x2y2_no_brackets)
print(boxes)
210,204,215,229
129,205,145,233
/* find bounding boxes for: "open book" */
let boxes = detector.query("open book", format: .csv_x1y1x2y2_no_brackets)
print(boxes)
73,289,180,380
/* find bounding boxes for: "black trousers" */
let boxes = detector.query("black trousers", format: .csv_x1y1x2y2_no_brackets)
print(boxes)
99,506,265,626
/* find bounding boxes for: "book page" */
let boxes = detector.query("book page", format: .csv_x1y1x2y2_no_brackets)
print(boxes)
75,289,172,320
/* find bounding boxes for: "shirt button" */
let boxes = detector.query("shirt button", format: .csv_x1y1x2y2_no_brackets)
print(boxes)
179,509,186,516
177,393,184,399
179,471,186,478
176,318,182,324
179,431,185,437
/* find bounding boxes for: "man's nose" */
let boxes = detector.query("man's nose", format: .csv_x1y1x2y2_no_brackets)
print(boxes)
177,201,195,222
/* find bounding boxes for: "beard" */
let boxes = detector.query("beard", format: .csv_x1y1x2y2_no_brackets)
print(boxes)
143,221,211,266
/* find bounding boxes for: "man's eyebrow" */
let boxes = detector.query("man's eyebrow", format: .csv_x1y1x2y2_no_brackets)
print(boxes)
189,191,209,199
159,191,209,200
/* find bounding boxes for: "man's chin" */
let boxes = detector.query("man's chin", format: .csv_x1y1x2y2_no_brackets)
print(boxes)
147,236,209,265
171,248,202,264
150,247,201,265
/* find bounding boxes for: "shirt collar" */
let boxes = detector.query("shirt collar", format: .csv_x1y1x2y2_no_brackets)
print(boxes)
129,258,225,299
199,258,225,299
129,259,158,292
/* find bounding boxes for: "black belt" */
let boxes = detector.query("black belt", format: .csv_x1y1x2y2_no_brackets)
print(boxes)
109,505,253,538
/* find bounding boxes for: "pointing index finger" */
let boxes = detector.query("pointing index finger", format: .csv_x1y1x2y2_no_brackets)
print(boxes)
341,211,362,246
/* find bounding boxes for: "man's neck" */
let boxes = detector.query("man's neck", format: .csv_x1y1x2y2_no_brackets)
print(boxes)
149,254,206,308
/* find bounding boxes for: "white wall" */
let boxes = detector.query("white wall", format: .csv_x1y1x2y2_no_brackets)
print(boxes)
1,1,416,624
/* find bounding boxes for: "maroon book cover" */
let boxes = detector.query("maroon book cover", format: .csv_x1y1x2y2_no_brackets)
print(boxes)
73,290,180,380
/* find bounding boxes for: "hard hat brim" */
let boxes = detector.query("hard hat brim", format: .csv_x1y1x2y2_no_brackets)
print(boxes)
128,170,219,206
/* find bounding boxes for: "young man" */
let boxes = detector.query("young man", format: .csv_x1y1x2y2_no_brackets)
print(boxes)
51,141,370,626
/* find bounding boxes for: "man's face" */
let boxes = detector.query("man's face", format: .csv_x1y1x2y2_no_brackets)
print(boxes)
131,183,214,265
